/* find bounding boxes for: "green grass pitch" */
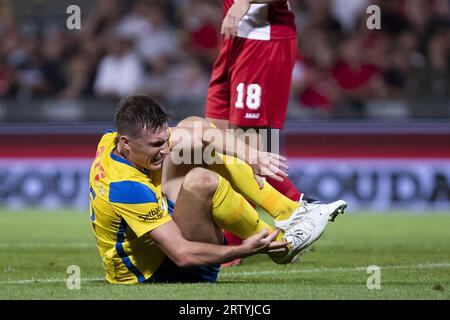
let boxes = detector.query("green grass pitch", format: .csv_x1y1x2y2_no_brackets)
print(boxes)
0,210,449,300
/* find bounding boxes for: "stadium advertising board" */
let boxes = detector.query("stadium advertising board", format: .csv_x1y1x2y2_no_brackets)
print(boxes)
0,158,449,212
288,159,450,212
0,159,90,210
1,128,449,212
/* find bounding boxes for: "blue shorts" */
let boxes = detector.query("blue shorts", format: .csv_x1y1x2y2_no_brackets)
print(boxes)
148,197,222,283
148,258,221,283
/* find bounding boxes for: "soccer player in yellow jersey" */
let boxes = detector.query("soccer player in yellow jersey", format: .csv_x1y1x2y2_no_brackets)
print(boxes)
89,95,346,284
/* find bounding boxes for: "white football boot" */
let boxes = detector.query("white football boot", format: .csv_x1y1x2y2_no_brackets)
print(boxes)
275,194,345,230
274,194,321,230
271,200,347,264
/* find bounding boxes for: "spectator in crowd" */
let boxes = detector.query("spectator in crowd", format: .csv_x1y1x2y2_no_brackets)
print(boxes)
165,58,209,105
291,30,341,116
332,36,381,99
83,0,122,42
0,0,448,118
60,36,102,99
139,55,210,113
0,54,13,97
176,0,221,68
134,2,178,69
94,34,144,98
114,0,153,40
330,0,368,33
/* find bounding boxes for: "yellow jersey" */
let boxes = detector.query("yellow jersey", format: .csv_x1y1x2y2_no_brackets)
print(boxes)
89,130,173,284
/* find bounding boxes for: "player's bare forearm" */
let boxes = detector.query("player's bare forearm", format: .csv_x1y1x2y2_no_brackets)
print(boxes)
205,128,288,183
222,128,259,163
170,123,288,182
175,229,288,267
170,125,257,164
171,240,250,267
150,222,287,267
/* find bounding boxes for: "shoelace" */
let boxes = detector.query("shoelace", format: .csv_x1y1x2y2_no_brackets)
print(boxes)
298,194,317,212
285,216,315,245
287,194,314,225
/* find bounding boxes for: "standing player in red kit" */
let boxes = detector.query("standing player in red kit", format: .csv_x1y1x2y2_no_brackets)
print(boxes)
205,0,303,263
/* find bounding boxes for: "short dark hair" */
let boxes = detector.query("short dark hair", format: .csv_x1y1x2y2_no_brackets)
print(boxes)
115,95,169,138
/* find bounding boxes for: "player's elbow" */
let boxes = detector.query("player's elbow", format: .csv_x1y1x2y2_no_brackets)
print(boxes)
170,248,197,268
169,246,195,268
173,257,194,268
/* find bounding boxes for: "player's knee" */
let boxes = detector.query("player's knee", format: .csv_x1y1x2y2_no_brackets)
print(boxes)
183,167,218,195
177,116,208,128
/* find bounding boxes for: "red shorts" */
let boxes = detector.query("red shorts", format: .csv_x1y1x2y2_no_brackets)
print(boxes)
205,37,297,129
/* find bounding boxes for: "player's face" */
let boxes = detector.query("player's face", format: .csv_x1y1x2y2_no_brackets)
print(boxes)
129,125,170,171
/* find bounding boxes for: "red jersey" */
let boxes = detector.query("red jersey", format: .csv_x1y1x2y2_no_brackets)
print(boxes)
222,0,296,40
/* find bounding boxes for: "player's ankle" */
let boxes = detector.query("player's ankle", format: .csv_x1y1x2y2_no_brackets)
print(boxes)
274,204,302,222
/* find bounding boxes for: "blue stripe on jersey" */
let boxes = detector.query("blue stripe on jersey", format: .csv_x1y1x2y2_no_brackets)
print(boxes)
110,152,149,175
109,181,158,204
90,205,95,222
115,219,146,283
89,186,96,199
110,152,134,167
103,129,116,134
167,198,175,216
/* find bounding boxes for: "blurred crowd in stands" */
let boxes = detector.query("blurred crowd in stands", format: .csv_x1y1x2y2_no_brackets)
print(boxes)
0,0,449,118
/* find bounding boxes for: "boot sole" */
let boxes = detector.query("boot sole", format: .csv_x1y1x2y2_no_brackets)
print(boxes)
271,201,347,265
329,201,347,222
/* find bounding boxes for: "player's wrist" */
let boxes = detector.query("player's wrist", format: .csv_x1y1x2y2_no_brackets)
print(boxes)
246,148,260,166
235,241,253,258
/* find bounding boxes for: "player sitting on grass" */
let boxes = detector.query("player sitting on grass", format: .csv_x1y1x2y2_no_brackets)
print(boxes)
89,95,347,284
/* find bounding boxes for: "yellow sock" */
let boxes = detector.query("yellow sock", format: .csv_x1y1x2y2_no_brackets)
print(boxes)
209,153,299,221
212,174,283,241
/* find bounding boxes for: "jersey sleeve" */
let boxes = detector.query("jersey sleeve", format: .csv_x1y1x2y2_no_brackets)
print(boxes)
109,180,172,238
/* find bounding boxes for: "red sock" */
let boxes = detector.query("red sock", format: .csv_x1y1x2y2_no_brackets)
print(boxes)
223,180,301,247
266,176,302,202
224,231,243,246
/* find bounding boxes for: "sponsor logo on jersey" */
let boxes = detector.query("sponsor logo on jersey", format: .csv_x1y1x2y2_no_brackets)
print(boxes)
138,207,164,221
245,113,260,119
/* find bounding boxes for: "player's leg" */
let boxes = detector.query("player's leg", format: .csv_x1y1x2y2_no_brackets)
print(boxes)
209,121,302,202
150,165,225,284
174,116,300,221
208,152,300,221
162,163,345,269
175,117,345,232
228,124,301,201
170,167,223,245
204,37,237,239
205,37,232,131
262,37,302,201
163,116,278,241
164,119,345,267
157,156,283,282
204,37,298,260
162,162,286,266
226,37,302,202
175,116,245,266
171,167,278,242
167,156,346,267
